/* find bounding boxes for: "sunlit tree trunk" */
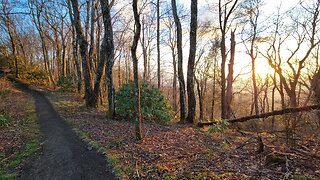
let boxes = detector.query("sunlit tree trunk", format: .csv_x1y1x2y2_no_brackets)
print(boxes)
218,0,238,119
69,0,96,108
100,0,115,117
226,30,235,119
67,0,82,93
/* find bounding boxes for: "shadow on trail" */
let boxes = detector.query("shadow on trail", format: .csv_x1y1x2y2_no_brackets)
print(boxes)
12,80,116,180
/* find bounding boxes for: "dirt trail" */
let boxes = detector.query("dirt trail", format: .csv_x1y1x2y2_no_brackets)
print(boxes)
15,82,116,180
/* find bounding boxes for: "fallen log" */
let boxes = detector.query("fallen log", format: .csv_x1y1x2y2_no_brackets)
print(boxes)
229,104,320,123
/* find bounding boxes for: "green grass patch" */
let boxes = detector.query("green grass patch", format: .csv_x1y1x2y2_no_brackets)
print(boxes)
7,140,40,169
0,100,41,178
0,114,10,126
292,174,313,180
0,139,40,179
0,170,17,180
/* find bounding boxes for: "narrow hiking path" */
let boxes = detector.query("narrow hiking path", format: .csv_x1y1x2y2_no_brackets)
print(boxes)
15,82,116,180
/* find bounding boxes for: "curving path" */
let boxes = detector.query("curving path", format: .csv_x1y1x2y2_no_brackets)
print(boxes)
15,82,116,180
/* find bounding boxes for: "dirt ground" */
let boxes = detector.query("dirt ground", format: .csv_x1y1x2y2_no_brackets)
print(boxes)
14,81,116,180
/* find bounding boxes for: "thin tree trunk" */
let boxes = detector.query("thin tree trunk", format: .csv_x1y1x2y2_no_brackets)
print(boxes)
141,17,148,80
132,0,143,140
226,30,235,119
219,0,238,119
68,4,82,93
211,59,217,120
195,77,203,121
186,0,197,123
100,0,116,117
157,0,161,89
172,0,186,122
171,46,177,111
69,0,95,108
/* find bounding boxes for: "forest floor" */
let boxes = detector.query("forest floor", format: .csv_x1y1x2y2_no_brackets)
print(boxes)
45,89,320,179
0,77,41,179
1,78,116,180
1,77,319,179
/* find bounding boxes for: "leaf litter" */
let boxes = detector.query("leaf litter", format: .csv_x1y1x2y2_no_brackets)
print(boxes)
49,91,320,179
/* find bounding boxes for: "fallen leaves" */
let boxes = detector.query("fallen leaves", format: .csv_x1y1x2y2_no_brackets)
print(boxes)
49,90,320,179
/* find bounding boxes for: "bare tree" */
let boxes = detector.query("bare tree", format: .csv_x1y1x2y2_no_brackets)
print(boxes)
100,0,115,117
263,1,320,108
219,0,239,119
186,0,197,123
226,30,236,119
163,11,177,111
240,0,263,115
66,0,82,93
0,0,18,77
156,0,161,88
69,0,95,107
132,0,143,140
171,0,186,121
29,0,55,84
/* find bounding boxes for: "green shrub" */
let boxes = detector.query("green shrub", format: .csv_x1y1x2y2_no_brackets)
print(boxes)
26,70,48,85
57,75,75,91
115,80,173,123
207,119,229,133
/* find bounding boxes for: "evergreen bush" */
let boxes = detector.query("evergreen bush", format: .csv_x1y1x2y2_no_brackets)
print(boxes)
115,80,173,123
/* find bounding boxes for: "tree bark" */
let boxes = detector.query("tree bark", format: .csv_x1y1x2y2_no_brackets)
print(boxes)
226,30,235,119
219,0,238,119
100,0,115,117
157,0,161,89
171,46,177,111
67,0,82,93
229,104,320,123
171,0,186,122
186,0,197,123
69,0,95,108
131,0,143,140
195,77,203,121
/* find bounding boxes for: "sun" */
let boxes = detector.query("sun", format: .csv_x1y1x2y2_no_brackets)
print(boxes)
255,58,275,78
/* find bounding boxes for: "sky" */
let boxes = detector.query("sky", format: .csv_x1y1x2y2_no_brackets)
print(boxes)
170,0,304,80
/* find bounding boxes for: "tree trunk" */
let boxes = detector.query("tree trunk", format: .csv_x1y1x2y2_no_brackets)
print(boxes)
89,0,96,74
171,46,177,111
220,32,227,119
226,30,235,119
186,0,197,123
211,59,217,120
100,0,115,118
141,17,148,81
172,0,186,122
6,21,18,78
311,69,320,103
69,0,95,108
157,0,161,89
68,2,82,93
251,49,259,115
219,0,238,120
195,77,203,121
132,0,143,140
229,104,320,123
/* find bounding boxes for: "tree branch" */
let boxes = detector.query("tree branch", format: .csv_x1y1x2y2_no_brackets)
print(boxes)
229,104,320,123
